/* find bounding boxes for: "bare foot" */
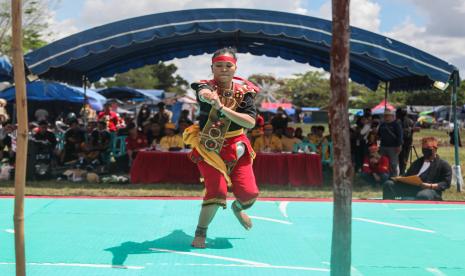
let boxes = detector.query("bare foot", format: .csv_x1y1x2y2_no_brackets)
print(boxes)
191,236,206,248
233,210,252,230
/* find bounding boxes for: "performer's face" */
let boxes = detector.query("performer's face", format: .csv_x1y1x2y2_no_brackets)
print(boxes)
212,56,236,83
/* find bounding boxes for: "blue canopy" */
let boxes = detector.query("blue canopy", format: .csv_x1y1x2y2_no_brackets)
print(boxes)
24,8,459,92
1,80,107,111
97,87,161,102
0,56,13,82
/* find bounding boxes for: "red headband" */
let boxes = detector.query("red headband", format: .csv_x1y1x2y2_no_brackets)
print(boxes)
212,55,237,65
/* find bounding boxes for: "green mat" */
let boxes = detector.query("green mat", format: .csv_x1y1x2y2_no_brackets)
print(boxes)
1,198,464,275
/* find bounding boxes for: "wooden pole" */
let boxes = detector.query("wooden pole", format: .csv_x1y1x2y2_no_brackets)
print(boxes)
11,0,28,275
329,0,352,275
452,72,463,192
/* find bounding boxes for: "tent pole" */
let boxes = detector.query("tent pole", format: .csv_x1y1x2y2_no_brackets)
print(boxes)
384,82,389,109
83,75,87,126
452,71,463,192
11,0,28,275
329,0,352,275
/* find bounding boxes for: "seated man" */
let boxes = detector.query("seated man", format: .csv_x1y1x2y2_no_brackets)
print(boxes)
159,123,184,151
361,144,390,187
281,127,302,152
383,137,452,200
62,119,86,163
86,120,111,165
126,125,148,164
34,120,57,156
253,124,283,153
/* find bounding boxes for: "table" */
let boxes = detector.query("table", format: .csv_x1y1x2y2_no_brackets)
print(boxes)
130,151,323,186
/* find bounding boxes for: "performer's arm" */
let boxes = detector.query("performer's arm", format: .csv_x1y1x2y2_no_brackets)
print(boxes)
219,106,255,129
210,92,256,129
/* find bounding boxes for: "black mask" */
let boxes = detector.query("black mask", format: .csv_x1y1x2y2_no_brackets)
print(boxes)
422,148,434,159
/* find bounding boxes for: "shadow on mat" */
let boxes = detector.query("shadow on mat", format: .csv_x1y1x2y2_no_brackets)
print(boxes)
105,229,242,267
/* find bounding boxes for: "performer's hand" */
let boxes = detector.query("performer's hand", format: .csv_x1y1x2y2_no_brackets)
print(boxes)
210,93,222,109
199,89,214,103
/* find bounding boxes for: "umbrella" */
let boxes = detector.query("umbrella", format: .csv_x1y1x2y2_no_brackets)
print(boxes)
0,56,13,82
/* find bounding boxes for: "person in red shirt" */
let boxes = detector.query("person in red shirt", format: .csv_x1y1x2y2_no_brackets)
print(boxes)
97,103,120,132
361,144,390,187
125,125,148,164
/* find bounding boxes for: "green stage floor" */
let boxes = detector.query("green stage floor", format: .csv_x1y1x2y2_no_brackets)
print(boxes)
1,197,465,275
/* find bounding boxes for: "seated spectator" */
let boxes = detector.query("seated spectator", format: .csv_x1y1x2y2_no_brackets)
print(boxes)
151,102,172,127
177,121,192,137
126,125,148,164
98,103,120,132
248,127,263,147
271,107,290,137
80,102,97,123
177,109,193,126
253,124,282,153
159,123,184,151
34,108,49,122
294,127,304,141
383,137,452,200
86,120,111,165
137,104,152,128
33,120,57,154
281,127,301,152
0,99,9,123
361,144,390,187
366,119,379,145
148,122,164,146
62,119,86,163
308,126,322,145
0,123,15,163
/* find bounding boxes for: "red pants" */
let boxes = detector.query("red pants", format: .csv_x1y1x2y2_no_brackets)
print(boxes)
192,134,259,208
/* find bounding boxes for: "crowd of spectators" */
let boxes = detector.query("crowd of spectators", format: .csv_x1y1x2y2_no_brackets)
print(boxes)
0,97,455,200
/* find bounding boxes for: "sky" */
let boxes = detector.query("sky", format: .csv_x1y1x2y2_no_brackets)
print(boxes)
44,0,465,84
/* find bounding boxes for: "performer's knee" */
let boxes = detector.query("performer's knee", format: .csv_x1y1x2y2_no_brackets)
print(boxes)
232,198,257,211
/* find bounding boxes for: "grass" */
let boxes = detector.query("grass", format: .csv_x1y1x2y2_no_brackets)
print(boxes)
0,128,464,201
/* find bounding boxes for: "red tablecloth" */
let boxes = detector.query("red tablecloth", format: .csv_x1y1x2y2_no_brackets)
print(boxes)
131,151,323,186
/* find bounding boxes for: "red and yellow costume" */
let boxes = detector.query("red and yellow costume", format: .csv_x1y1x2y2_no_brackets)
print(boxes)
183,77,259,209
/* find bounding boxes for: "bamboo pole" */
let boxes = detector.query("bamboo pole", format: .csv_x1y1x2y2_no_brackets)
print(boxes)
329,0,352,275
11,0,28,275
452,72,463,192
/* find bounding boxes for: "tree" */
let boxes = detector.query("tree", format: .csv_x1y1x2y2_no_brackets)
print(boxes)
329,0,352,275
280,71,331,107
0,0,58,55
99,62,188,95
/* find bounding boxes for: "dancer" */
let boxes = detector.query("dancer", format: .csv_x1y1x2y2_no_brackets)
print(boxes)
183,47,259,248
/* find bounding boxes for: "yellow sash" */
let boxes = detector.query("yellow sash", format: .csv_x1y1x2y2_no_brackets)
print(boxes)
183,125,243,186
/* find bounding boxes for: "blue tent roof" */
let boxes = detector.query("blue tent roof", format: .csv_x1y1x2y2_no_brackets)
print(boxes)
0,56,13,82
24,8,459,91
1,80,107,111
97,87,161,102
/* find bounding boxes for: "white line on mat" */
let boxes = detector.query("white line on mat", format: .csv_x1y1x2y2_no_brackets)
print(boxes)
395,207,465,211
279,201,289,218
149,248,269,266
0,262,144,270
249,215,292,225
3,229,14,234
177,263,330,272
426,267,447,276
353,217,435,233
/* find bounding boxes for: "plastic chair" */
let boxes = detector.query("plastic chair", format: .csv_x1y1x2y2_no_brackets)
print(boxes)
111,134,127,158
321,142,333,165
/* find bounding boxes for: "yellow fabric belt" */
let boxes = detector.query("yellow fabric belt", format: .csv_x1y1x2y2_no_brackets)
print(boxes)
224,128,243,139
183,125,233,186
